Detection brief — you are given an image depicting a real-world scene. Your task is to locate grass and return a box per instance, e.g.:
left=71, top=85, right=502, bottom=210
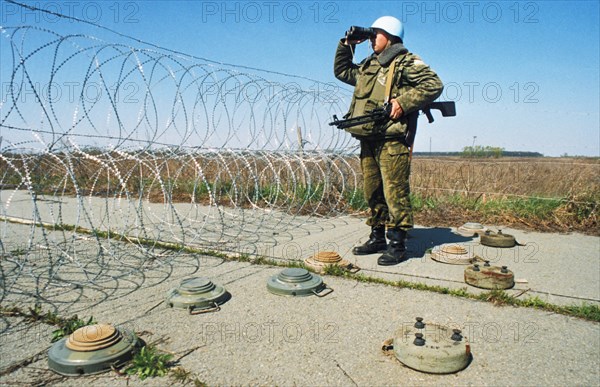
left=2, top=155, right=597, bottom=233
left=561, top=303, right=600, bottom=321
left=0, top=302, right=208, bottom=383
left=410, top=192, right=565, bottom=218
left=9, top=248, right=27, bottom=257
left=51, top=315, right=97, bottom=342
left=125, top=345, right=173, bottom=380
left=344, top=188, right=368, bottom=211
left=0, top=303, right=97, bottom=342
left=214, top=247, right=600, bottom=322
left=409, top=191, right=598, bottom=234
left=316, top=268, right=600, bottom=322
left=170, top=367, right=208, bottom=386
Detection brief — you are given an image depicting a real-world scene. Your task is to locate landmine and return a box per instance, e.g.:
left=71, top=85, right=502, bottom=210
left=464, top=262, right=515, bottom=290
left=267, top=268, right=333, bottom=297
left=480, top=230, right=518, bottom=248
left=383, top=317, right=471, bottom=374
left=456, top=222, right=487, bottom=237
left=166, top=277, right=231, bottom=314
left=430, top=243, right=481, bottom=265
left=303, top=251, right=360, bottom=274
left=48, top=323, right=139, bottom=376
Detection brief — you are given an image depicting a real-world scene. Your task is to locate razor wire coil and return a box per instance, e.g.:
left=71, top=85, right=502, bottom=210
left=1, top=6, right=598, bottom=319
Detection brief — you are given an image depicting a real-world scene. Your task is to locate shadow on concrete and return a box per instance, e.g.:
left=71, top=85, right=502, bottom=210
left=405, top=227, right=476, bottom=259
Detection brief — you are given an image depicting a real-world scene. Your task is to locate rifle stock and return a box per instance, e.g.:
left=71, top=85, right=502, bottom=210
left=405, top=101, right=456, bottom=147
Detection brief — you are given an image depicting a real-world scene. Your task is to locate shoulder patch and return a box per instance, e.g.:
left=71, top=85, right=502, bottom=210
left=407, top=54, right=426, bottom=66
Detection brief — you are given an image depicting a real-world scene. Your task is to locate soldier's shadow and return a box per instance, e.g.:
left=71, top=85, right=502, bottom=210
left=405, top=227, right=476, bottom=260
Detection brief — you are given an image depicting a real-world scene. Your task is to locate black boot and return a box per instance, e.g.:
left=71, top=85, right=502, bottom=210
left=352, top=226, right=387, bottom=255
left=378, top=229, right=407, bottom=266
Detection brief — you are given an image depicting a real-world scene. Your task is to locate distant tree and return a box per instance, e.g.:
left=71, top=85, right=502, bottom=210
left=461, top=145, right=505, bottom=158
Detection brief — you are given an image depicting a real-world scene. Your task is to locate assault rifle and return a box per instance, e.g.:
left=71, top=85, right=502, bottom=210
left=329, top=103, right=393, bottom=130
left=329, top=101, right=456, bottom=147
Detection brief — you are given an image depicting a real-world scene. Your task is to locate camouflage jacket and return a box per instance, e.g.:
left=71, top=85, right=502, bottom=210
left=334, top=40, right=443, bottom=139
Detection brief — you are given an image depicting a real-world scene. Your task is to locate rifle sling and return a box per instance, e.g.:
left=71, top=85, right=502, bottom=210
left=384, top=57, right=413, bottom=151
left=384, top=60, right=397, bottom=104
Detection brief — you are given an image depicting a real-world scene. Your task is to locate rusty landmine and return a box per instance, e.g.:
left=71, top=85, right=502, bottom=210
left=48, top=324, right=139, bottom=376
left=464, top=262, right=515, bottom=290
left=430, top=243, right=480, bottom=265
left=480, top=230, right=518, bottom=248
left=304, top=251, right=360, bottom=274
left=384, top=317, right=472, bottom=374
left=456, top=222, right=487, bottom=237
left=66, top=323, right=122, bottom=352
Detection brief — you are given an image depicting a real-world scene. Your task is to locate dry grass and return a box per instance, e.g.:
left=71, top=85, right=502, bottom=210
left=411, top=157, right=598, bottom=199
left=409, top=157, right=599, bottom=235
left=1, top=153, right=598, bottom=234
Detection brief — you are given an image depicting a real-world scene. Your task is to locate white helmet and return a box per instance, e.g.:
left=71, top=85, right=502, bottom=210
left=371, top=16, right=404, bottom=41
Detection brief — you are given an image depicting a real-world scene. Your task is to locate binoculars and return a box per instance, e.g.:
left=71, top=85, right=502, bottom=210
left=345, top=26, right=376, bottom=41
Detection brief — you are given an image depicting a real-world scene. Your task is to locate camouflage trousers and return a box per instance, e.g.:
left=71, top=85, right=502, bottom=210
left=360, top=138, right=413, bottom=230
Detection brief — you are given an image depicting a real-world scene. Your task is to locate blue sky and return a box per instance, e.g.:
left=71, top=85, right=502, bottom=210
left=1, top=0, right=599, bottom=156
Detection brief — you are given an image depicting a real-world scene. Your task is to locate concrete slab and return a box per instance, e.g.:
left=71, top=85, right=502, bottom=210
left=2, top=190, right=599, bottom=307
left=0, top=256, right=598, bottom=386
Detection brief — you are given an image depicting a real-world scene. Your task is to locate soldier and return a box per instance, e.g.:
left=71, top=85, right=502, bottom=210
left=334, top=16, right=443, bottom=265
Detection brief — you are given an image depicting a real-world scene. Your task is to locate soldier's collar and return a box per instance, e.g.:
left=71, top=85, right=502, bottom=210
left=377, top=43, right=408, bottom=66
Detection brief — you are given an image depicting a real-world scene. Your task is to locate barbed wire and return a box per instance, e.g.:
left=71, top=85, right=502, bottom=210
left=0, top=14, right=364, bottom=314
left=0, top=5, right=597, bottom=316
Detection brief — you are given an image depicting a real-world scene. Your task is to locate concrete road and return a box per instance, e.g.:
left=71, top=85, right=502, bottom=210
left=1, top=190, right=598, bottom=385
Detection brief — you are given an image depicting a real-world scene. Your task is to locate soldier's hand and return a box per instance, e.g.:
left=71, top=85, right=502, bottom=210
left=343, top=37, right=367, bottom=46
left=344, top=27, right=369, bottom=45
left=389, top=100, right=403, bottom=120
